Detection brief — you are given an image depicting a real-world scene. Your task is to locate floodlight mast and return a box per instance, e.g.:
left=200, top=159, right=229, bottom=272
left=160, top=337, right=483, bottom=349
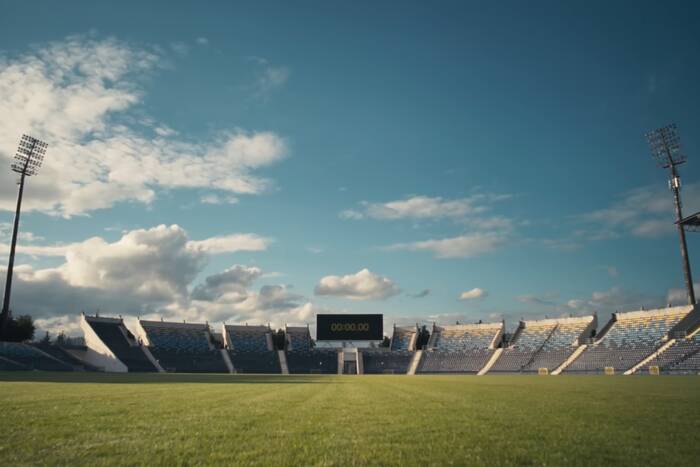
left=646, top=124, right=695, bottom=305
left=0, top=135, right=47, bottom=335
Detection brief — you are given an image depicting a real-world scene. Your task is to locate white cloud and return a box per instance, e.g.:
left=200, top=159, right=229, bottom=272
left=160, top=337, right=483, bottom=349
left=196, top=37, right=209, bottom=45
left=314, top=268, right=400, bottom=300
left=386, top=233, right=506, bottom=259
left=187, top=233, right=272, bottom=254
left=459, top=288, right=488, bottom=300
left=0, top=225, right=311, bottom=335
left=342, top=194, right=511, bottom=222
left=666, top=283, right=698, bottom=306
left=256, top=66, right=290, bottom=97
left=0, top=36, right=288, bottom=217
left=579, top=183, right=700, bottom=239
left=200, top=194, right=239, bottom=205
left=516, top=293, right=559, bottom=306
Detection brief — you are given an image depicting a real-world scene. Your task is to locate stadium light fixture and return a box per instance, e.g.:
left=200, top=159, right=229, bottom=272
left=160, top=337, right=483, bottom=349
left=646, top=124, right=695, bottom=305
left=1, top=134, right=47, bottom=335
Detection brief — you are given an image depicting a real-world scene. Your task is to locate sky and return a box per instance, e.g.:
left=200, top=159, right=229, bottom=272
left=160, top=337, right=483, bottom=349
left=0, top=0, right=699, bottom=337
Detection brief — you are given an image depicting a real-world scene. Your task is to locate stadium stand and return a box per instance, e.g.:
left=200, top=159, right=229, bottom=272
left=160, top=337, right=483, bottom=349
left=417, top=322, right=502, bottom=374
left=84, top=316, right=157, bottom=372
left=642, top=332, right=700, bottom=373
left=418, top=349, right=494, bottom=374
left=286, top=325, right=312, bottom=351
left=286, top=349, right=338, bottom=374
left=140, top=320, right=227, bottom=373
left=489, top=316, right=595, bottom=373
left=565, top=306, right=690, bottom=374
left=285, top=325, right=338, bottom=374
left=428, top=323, right=501, bottom=351
left=361, top=350, right=413, bottom=374
left=225, top=324, right=280, bottom=374
left=32, top=343, right=99, bottom=371
left=0, top=342, right=72, bottom=371
left=390, top=325, right=417, bottom=351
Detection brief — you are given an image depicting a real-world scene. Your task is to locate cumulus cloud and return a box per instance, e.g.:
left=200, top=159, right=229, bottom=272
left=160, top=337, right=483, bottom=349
left=0, top=36, right=288, bottom=217
left=190, top=265, right=262, bottom=302
left=0, top=224, right=271, bottom=318
left=459, top=288, right=488, bottom=300
left=0, top=224, right=332, bottom=335
left=314, top=268, right=400, bottom=300
left=385, top=233, right=506, bottom=259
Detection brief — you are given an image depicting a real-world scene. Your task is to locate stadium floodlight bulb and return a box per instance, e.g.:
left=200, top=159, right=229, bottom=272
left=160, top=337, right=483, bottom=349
left=646, top=123, right=686, bottom=168
left=11, top=134, right=47, bottom=176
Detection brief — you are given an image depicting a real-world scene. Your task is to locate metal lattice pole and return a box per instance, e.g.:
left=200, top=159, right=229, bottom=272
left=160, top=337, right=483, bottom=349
left=646, top=124, right=695, bottom=305
left=1, top=135, right=47, bottom=335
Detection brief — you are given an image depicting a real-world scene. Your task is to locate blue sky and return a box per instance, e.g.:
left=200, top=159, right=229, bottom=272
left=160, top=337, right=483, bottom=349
left=0, top=1, right=699, bottom=335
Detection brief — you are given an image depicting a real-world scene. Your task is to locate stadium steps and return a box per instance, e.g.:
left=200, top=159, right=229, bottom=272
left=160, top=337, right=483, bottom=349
left=221, top=349, right=235, bottom=373
left=625, top=339, right=676, bottom=375
left=407, top=350, right=422, bottom=375
left=477, top=348, right=502, bottom=375
left=277, top=350, right=289, bottom=374
left=142, top=346, right=165, bottom=373
left=551, top=344, right=587, bottom=375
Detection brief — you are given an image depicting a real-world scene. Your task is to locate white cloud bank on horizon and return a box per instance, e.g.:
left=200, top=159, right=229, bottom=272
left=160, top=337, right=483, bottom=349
left=0, top=35, right=288, bottom=217
left=0, top=224, right=321, bottom=336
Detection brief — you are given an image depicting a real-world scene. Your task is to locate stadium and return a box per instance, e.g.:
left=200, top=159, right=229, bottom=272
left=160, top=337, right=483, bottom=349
left=2, top=2, right=700, bottom=466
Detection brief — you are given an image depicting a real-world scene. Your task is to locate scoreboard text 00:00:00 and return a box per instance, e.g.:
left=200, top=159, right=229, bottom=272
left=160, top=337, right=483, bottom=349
left=329, top=323, right=370, bottom=332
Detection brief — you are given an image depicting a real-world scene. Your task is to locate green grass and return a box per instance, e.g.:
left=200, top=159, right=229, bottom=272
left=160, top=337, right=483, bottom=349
left=0, top=373, right=699, bottom=466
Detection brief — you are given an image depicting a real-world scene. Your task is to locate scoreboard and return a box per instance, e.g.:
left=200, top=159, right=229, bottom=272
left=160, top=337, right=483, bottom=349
left=316, top=314, right=383, bottom=341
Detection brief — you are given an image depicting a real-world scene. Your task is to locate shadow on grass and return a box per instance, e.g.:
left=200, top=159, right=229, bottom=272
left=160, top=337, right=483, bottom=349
left=0, top=371, right=349, bottom=384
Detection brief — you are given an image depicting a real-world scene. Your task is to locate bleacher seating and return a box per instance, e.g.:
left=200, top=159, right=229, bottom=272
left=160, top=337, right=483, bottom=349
left=32, top=343, right=98, bottom=371
left=644, top=333, right=700, bottom=373
left=0, top=355, right=28, bottom=370
left=140, top=320, right=226, bottom=373
left=362, top=350, right=413, bottom=374
left=390, top=326, right=416, bottom=351
left=286, top=350, right=338, bottom=374
left=86, top=317, right=157, bottom=372
left=229, top=350, right=281, bottom=374
left=150, top=349, right=227, bottom=373
left=490, top=317, right=594, bottom=373
left=141, top=320, right=212, bottom=352
left=430, top=323, right=502, bottom=351
left=225, top=325, right=270, bottom=352
left=224, top=324, right=279, bottom=373
left=286, top=326, right=312, bottom=351
left=566, top=307, right=689, bottom=373
left=0, top=342, right=72, bottom=371
left=417, top=350, right=493, bottom=374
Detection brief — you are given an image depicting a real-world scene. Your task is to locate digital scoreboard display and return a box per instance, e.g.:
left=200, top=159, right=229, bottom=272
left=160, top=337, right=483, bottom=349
left=316, top=314, right=383, bottom=341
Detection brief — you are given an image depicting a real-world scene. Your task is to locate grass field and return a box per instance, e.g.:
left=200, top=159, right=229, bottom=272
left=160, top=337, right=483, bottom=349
left=1, top=373, right=699, bottom=466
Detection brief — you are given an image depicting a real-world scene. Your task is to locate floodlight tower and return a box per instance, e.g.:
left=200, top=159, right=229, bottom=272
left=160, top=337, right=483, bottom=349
left=0, top=135, right=47, bottom=335
left=646, top=124, right=695, bottom=305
